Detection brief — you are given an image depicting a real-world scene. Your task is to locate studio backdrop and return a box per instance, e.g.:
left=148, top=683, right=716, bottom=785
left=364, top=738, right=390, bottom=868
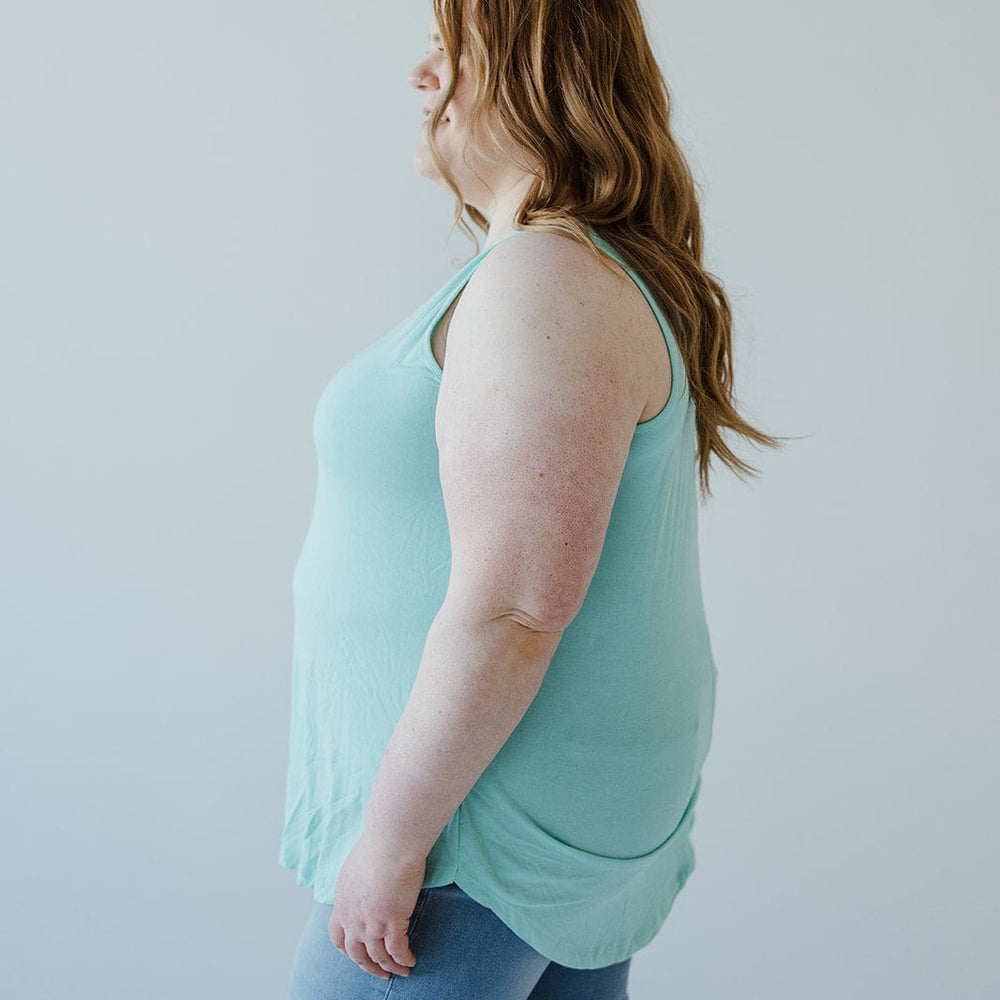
left=1, top=2, right=996, bottom=998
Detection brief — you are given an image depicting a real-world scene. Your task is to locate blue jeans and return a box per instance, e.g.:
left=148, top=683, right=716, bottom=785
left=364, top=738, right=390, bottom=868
left=288, top=882, right=632, bottom=1000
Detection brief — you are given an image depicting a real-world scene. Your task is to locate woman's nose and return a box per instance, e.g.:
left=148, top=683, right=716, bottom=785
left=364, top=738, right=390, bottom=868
left=408, top=57, right=436, bottom=90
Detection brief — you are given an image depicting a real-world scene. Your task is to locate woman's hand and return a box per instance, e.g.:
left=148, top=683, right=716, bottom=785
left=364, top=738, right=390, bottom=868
left=328, top=832, right=424, bottom=980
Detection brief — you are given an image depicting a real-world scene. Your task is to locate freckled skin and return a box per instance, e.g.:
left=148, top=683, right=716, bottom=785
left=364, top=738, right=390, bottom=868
left=434, top=230, right=671, bottom=628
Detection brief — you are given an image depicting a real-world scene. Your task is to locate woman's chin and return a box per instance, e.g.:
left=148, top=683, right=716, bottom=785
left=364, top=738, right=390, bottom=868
left=412, top=149, right=441, bottom=182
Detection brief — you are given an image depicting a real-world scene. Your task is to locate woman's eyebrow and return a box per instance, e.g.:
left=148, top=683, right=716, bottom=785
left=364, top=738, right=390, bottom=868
left=428, top=31, right=442, bottom=42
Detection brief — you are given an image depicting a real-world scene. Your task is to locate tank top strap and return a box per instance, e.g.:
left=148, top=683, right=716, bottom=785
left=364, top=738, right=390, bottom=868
left=416, top=229, right=533, bottom=380
left=429, top=229, right=534, bottom=319
left=586, top=225, right=690, bottom=430
left=467, top=228, right=532, bottom=265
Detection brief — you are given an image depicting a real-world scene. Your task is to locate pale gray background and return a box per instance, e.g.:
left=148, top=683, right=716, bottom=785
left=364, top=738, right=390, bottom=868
left=2, top=1, right=996, bottom=997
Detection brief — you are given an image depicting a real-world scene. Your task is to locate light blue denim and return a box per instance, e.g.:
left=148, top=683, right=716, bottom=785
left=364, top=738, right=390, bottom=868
left=288, top=882, right=632, bottom=1000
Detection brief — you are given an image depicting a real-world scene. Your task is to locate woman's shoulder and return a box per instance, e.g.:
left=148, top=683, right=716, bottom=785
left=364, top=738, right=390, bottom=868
left=455, top=226, right=673, bottom=423
left=463, top=228, right=639, bottom=330
left=462, top=227, right=664, bottom=357
left=479, top=227, right=633, bottom=293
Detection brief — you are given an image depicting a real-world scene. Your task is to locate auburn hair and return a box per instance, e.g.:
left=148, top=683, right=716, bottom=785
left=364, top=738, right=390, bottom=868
left=426, top=0, right=787, bottom=499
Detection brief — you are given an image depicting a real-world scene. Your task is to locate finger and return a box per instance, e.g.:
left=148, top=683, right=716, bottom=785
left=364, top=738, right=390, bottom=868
left=345, top=937, right=390, bottom=980
left=384, top=927, right=418, bottom=969
left=328, top=919, right=346, bottom=952
left=366, top=935, right=414, bottom=977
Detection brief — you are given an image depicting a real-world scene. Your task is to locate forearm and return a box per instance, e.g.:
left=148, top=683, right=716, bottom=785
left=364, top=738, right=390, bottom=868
left=361, top=600, right=564, bottom=861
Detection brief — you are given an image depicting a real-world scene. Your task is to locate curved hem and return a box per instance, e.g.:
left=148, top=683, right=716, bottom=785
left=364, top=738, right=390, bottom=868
left=280, top=850, right=694, bottom=969
left=446, top=866, right=694, bottom=970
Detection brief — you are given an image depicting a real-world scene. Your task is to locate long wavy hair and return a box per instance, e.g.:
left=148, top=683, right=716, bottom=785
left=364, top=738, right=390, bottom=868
left=426, top=0, right=787, bottom=499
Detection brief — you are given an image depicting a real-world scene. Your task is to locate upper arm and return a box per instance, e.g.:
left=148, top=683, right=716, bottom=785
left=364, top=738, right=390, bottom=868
left=435, top=236, right=646, bottom=633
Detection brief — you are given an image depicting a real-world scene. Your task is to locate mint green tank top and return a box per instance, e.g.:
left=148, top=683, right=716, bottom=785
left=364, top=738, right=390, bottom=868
left=278, top=226, right=717, bottom=969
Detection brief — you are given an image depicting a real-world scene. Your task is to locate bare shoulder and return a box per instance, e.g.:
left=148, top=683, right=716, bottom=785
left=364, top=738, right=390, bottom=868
left=448, top=229, right=671, bottom=424
left=433, top=231, right=663, bottom=631
left=451, top=229, right=641, bottom=362
left=468, top=229, right=634, bottom=312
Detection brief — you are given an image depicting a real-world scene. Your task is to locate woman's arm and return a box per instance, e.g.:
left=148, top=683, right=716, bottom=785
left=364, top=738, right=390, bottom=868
left=362, top=606, right=563, bottom=862
left=327, top=610, right=562, bottom=982
left=329, top=233, right=648, bottom=978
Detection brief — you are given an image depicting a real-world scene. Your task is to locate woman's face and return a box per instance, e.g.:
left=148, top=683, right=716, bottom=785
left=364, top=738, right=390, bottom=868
left=408, top=15, right=511, bottom=209
left=409, top=17, right=470, bottom=189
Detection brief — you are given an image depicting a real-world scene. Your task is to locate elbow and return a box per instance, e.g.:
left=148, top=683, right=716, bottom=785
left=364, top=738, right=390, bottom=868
left=439, top=589, right=584, bottom=636
left=439, top=558, right=596, bottom=635
left=497, top=587, right=588, bottom=632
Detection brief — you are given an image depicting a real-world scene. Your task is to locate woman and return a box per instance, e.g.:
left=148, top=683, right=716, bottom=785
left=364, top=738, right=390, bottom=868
left=281, top=1, right=782, bottom=997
